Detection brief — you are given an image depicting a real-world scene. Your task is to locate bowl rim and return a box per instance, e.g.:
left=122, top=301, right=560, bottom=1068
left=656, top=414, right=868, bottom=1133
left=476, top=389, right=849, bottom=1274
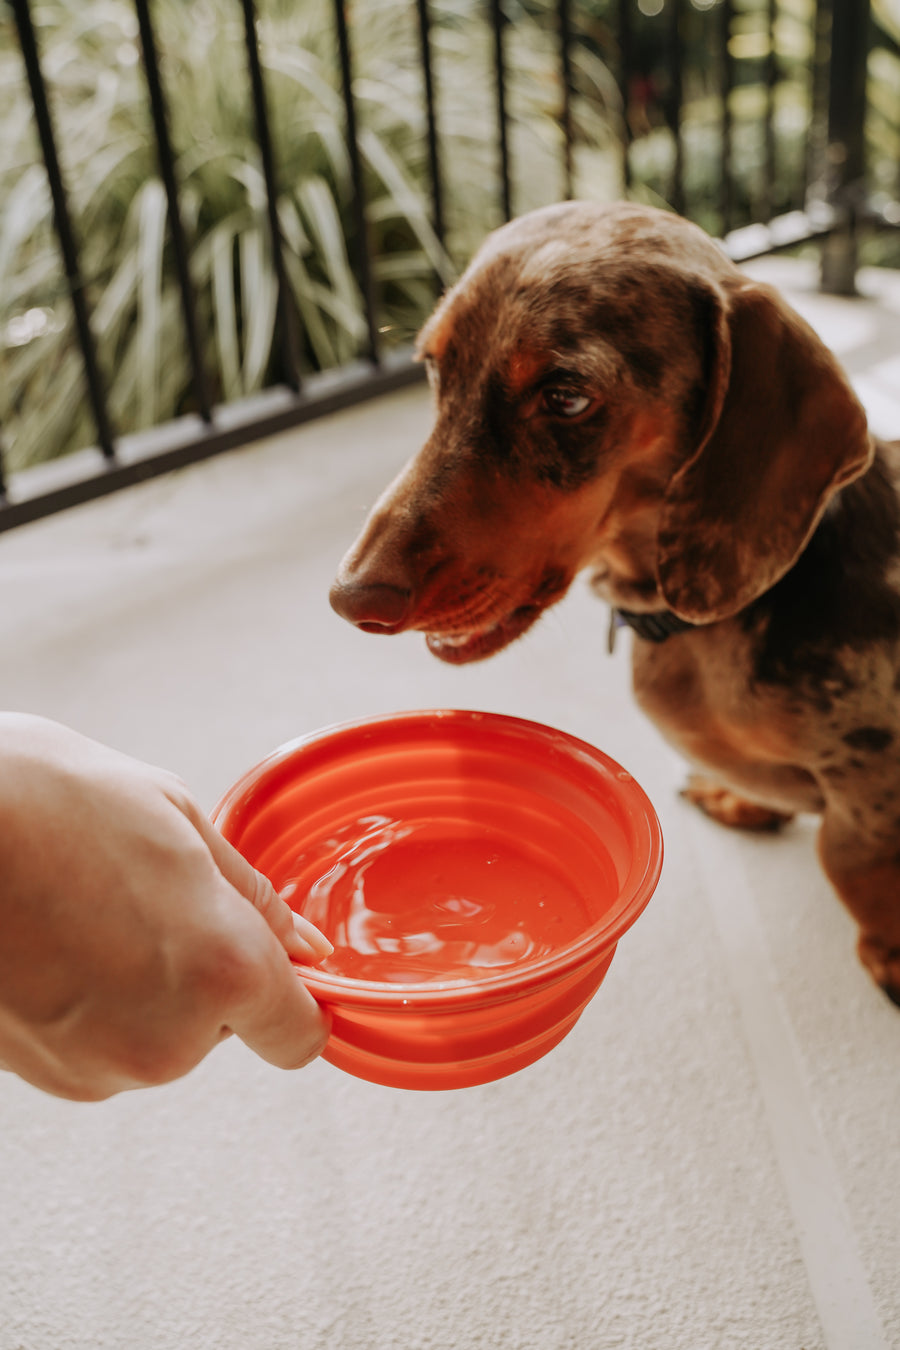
left=211, top=708, right=664, bottom=1008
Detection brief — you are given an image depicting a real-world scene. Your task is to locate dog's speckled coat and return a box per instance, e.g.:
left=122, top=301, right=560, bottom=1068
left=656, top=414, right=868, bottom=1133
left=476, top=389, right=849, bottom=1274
left=332, top=202, right=900, bottom=1000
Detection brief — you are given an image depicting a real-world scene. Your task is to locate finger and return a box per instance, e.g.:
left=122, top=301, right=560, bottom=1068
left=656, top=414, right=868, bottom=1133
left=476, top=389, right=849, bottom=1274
left=193, top=810, right=333, bottom=963
left=224, top=932, right=332, bottom=1071
left=278, top=882, right=337, bottom=964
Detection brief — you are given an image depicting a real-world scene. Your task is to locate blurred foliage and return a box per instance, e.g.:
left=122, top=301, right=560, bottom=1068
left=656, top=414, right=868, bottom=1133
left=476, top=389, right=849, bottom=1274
left=1, top=0, right=898, bottom=470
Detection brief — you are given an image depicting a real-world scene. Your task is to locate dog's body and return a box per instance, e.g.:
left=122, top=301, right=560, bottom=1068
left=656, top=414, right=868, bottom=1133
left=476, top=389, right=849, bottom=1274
left=330, top=200, right=900, bottom=1001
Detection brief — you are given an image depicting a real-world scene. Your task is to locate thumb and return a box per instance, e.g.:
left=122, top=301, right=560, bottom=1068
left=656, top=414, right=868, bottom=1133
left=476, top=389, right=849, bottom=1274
left=196, top=810, right=333, bottom=965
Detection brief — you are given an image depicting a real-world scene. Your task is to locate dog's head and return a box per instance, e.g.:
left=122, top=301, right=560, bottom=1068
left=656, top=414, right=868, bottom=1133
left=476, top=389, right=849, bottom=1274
left=330, top=201, right=872, bottom=662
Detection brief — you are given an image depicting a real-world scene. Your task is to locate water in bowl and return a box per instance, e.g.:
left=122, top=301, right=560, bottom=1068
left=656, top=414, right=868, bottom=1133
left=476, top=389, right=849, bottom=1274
left=282, top=811, right=614, bottom=984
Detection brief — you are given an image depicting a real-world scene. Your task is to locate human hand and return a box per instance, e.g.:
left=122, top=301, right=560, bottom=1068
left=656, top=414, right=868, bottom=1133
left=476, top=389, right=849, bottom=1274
left=0, top=714, right=332, bottom=1100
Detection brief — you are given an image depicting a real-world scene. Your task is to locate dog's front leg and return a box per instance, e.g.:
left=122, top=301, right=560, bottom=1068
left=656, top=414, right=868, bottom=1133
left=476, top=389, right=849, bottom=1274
left=680, top=773, right=796, bottom=831
left=818, top=806, right=900, bottom=1004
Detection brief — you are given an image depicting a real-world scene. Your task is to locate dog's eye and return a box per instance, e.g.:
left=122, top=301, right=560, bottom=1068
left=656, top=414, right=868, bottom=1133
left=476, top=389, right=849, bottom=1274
left=542, top=387, right=591, bottom=419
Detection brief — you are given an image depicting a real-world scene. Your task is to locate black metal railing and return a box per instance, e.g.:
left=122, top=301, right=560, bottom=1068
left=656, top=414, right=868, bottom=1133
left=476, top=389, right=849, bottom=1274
left=1, top=0, right=897, bottom=530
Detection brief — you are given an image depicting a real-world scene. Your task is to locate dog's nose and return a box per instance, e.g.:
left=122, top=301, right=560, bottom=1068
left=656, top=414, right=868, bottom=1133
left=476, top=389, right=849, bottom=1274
left=329, top=579, right=412, bottom=632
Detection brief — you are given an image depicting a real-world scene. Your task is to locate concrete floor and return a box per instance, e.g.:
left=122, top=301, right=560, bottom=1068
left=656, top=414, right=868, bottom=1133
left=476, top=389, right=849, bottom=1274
left=1, top=256, right=899, bottom=1350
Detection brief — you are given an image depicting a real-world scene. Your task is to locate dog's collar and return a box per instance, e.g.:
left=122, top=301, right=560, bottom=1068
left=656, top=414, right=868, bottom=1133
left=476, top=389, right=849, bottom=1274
left=606, top=492, right=849, bottom=654
left=608, top=607, right=697, bottom=652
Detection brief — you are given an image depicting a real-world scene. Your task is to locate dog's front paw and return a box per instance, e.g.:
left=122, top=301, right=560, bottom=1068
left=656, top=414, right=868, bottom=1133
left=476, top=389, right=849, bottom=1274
left=857, top=934, right=900, bottom=1007
left=681, top=774, right=795, bottom=832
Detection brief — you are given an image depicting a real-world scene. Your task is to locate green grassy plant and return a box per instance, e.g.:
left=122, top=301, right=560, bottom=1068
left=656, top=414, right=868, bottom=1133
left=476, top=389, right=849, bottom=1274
left=0, top=0, right=620, bottom=469
left=1, top=0, right=898, bottom=471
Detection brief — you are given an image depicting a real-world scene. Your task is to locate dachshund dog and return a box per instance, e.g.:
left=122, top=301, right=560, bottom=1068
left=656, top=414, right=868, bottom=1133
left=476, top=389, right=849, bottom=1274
left=330, top=200, right=900, bottom=1003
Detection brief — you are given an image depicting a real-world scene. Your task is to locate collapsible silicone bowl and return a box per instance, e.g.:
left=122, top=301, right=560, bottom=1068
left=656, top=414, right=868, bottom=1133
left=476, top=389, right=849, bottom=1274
left=212, top=710, right=663, bottom=1091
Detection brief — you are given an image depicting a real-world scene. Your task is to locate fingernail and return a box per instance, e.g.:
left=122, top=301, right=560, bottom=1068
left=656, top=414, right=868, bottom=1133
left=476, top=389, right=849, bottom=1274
left=292, top=912, right=334, bottom=960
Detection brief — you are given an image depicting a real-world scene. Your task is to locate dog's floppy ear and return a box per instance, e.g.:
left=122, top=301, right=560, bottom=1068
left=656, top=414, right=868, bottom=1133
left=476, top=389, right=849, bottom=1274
left=657, top=279, right=873, bottom=623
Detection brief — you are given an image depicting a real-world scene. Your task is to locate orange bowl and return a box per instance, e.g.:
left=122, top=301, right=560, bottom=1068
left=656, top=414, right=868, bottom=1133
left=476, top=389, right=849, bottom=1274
left=212, top=710, right=663, bottom=1090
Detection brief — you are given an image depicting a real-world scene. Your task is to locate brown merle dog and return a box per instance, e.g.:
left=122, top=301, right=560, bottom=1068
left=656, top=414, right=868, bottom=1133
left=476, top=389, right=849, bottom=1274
left=330, top=200, right=900, bottom=1003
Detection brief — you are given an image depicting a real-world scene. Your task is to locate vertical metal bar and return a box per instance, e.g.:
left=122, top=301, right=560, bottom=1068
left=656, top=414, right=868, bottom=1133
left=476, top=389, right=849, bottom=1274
left=488, top=0, right=513, bottom=222
left=762, top=0, right=777, bottom=221
left=239, top=0, right=303, bottom=389
left=558, top=0, right=575, bottom=201
left=617, top=0, right=633, bottom=191
left=134, top=0, right=213, bottom=422
left=666, top=0, right=685, bottom=215
left=415, top=0, right=445, bottom=246
left=819, top=0, right=871, bottom=293
left=333, top=0, right=380, bottom=364
left=719, top=0, right=734, bottom=232
left=9, top=0, right=116, bottom=460
left=0, top=433, right=8, bottom=503
left=806, top=0, right=831, bottom=201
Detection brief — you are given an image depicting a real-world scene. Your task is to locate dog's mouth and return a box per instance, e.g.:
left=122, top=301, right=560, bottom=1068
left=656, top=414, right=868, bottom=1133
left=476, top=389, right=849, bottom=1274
left=424, top=602, right=545, bottom=664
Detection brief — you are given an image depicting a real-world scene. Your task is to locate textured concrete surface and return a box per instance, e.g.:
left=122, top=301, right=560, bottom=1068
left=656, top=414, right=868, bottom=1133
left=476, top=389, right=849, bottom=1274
left=1, top=256, right=899, bottom=1350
